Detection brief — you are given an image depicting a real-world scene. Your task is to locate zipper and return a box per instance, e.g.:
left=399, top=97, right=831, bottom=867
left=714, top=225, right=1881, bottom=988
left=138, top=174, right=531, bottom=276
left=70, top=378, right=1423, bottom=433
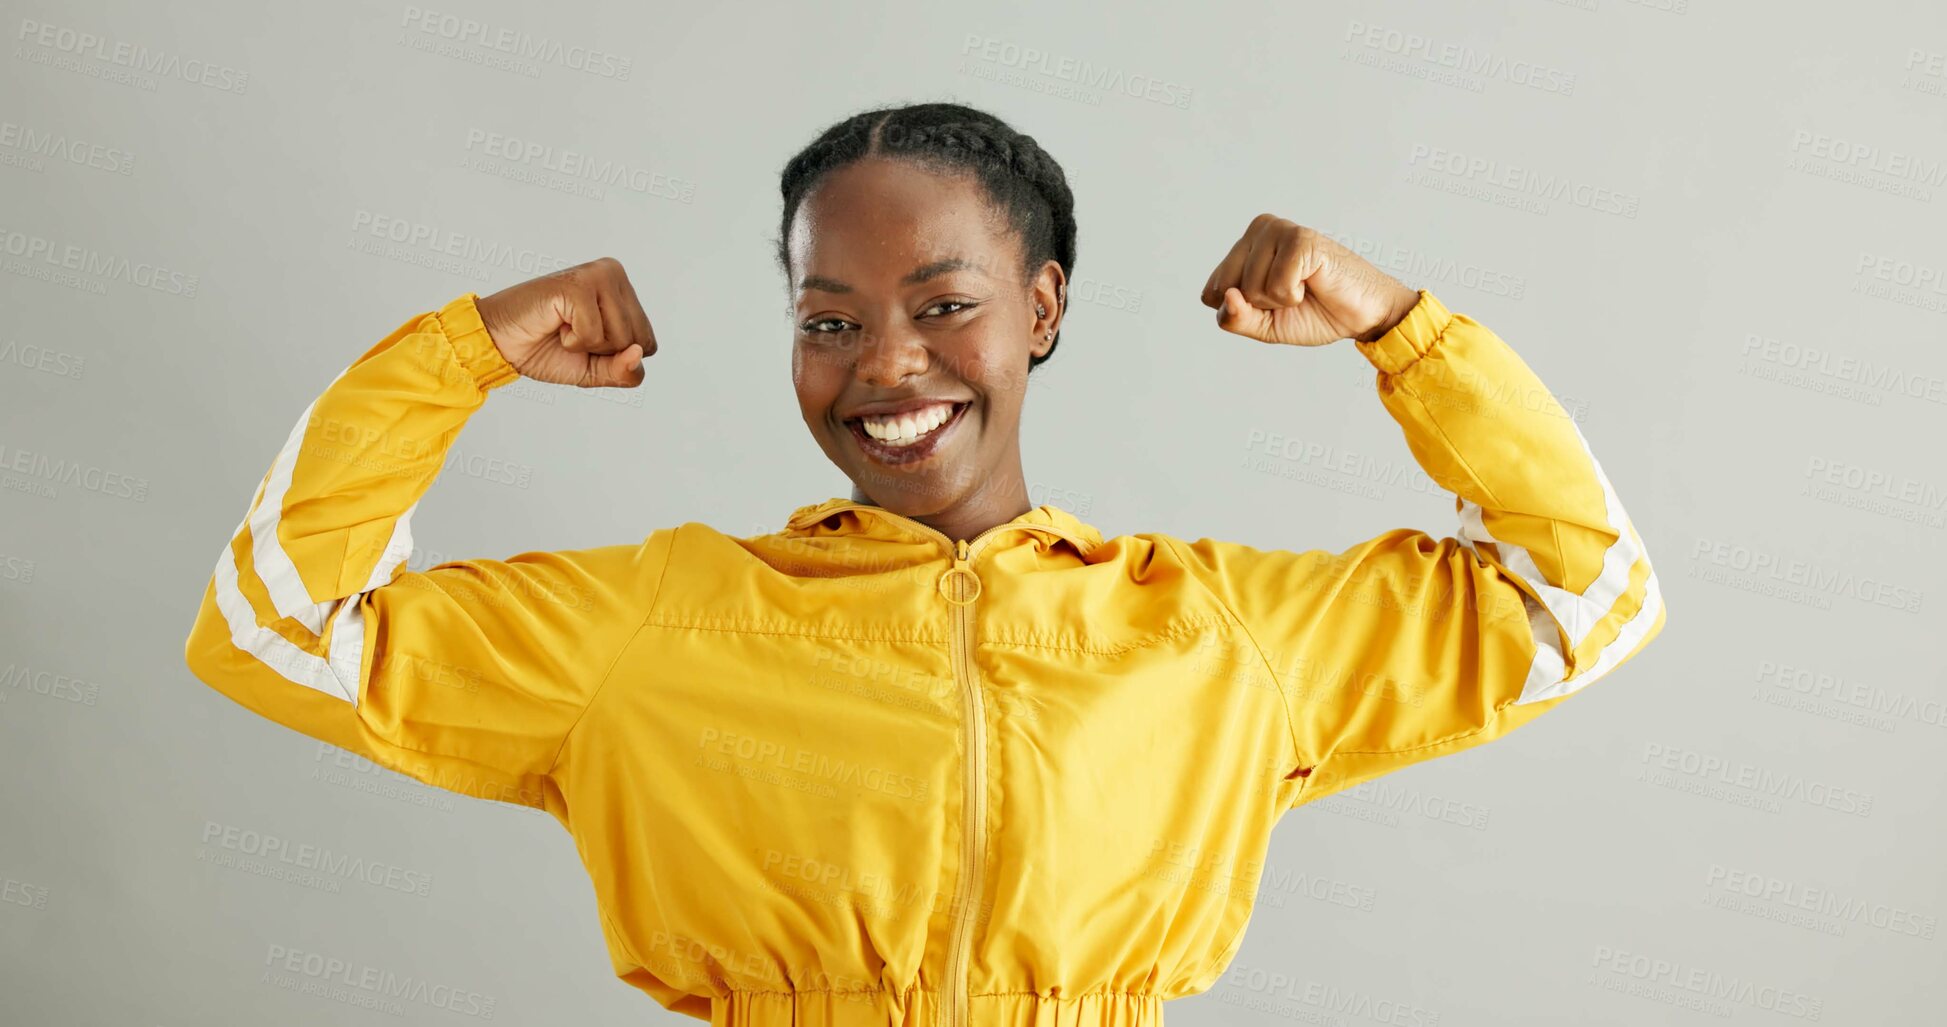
left=799, top=500, right=1091, bottom=1027
left=942, top=535, right=982, bottom=1027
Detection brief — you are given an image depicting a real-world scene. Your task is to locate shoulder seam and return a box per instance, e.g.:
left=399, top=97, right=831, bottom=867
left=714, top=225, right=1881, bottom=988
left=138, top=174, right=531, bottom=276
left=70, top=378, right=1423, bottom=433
left=1158, top=535, right=1310, bottom=770
left=596, top=896, right=654, bottom=974
left=546, top=525, right=680, bottom=776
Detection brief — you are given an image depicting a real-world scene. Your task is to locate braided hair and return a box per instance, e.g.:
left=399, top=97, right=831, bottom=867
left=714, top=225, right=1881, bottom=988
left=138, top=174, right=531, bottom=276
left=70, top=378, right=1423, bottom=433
left=775, top=102, right=1078, bottom=371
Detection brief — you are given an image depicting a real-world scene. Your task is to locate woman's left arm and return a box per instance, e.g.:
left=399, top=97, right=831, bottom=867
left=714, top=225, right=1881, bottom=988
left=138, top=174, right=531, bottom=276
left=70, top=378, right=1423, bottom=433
left=1178, top=216, right=1668, bottom=810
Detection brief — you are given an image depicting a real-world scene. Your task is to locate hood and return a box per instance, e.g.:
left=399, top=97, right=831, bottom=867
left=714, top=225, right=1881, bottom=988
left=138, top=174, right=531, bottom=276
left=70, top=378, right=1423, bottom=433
left=781, top=496, right=1103, bottom=559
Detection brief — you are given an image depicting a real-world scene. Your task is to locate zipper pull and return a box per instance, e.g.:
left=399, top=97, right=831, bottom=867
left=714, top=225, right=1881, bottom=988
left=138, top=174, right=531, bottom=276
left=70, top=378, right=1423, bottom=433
left=940, top=539, right=980, bottom=605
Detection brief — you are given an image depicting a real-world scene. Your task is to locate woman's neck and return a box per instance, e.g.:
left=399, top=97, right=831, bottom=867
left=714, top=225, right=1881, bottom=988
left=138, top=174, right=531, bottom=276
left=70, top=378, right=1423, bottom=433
left=848, top=472, right=1035, bottom=545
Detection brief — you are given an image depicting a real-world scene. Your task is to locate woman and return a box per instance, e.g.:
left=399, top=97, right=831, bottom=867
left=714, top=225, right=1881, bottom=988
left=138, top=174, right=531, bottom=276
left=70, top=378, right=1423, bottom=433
left=184, top=102, right=1665, bottom=1026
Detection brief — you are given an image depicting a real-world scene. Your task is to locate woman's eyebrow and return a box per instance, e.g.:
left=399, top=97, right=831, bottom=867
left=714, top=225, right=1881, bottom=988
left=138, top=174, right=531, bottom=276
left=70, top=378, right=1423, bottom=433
left=799, top=257, right=980, bottom=295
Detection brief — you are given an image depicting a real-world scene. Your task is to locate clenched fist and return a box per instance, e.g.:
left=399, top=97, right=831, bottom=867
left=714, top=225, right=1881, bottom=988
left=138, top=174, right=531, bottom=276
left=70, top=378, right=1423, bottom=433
left=475, top=257, right=659, bottom=388
left=1200, top=216, right=1422, bottom=347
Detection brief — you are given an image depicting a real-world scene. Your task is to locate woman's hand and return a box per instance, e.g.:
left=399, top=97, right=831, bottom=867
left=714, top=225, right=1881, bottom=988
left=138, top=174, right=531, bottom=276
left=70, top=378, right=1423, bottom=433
left=475, top=257, right=659, bottom=387
left=1200, top=216, right=1421, bottom=346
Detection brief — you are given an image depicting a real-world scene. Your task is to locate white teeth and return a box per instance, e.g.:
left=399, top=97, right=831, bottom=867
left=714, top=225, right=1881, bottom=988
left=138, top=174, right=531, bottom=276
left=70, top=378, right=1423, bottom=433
left=859, top=402, right=956, bottom=445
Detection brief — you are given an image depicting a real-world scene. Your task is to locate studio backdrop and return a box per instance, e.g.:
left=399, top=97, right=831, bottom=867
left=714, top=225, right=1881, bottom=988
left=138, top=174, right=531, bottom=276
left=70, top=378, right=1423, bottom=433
left=2, top=1, right=1943, bottom=1024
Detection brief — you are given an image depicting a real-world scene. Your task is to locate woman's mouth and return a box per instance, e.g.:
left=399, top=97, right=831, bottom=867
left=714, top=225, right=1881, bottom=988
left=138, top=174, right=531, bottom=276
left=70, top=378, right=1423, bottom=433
left=844, top=401, right=970, bottom=467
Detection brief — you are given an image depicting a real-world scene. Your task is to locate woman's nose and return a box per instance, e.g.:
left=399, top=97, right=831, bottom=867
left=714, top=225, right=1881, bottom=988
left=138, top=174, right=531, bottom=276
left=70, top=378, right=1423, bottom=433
left=853, top=324, right=932, bottom=386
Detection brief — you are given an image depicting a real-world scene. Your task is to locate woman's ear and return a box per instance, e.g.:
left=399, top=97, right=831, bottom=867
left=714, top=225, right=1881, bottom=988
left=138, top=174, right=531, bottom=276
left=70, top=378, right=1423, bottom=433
left=1031, top=260, right=1066, bottom=356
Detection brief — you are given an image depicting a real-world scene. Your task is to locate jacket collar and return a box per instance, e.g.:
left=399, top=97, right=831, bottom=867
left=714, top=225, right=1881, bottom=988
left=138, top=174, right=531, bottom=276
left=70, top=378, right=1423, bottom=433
left=782, top=496, right=1102, bottom=558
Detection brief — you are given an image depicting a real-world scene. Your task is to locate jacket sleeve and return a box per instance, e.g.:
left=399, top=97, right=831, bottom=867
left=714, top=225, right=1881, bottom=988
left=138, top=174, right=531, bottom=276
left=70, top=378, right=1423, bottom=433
left=181, top=293, right=673, bottom=811
left=1171, top=289, right=1667, bottom=810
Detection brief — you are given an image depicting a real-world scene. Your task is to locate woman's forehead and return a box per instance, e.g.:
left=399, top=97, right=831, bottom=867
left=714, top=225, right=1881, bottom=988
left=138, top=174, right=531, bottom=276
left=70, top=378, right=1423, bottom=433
left=790, top=161, right=1013, bottom=272
left=791, top=228, right=1019, bottom=298
left=797, top=254, right=1012, bottom=299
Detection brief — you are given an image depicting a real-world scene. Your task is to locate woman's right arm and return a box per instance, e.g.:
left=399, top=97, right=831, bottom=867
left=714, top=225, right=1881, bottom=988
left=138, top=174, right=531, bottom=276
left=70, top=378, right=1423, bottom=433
left=181, top=260, right=668, bottom=812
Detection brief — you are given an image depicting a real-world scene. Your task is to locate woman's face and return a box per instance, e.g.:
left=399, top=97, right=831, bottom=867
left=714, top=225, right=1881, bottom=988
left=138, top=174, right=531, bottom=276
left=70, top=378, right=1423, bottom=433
left=787, top=157, right=1062, bottom=519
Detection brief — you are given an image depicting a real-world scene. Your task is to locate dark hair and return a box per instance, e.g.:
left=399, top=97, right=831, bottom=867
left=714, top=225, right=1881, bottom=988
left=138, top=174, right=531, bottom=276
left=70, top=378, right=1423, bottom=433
left=774, top=102, right=1078, bottom=371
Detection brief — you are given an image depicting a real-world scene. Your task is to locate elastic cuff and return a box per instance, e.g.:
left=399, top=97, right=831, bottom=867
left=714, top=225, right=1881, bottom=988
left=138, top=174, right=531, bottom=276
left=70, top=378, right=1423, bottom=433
left=434, top=293, right=520, bottom=391
left=1354, top=289, right=1454, bottom=377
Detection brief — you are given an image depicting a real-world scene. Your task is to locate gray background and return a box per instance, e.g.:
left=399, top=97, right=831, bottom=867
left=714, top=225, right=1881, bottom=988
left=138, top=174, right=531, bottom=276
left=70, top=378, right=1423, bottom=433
left=3, top=0, right=1943, bottom=1023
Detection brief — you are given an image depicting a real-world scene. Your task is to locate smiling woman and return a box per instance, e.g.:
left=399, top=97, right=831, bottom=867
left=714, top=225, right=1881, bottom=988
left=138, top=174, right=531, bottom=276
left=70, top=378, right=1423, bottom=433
left=776, top=105, right=1079, bottom=543
left=183, top=99, right=1665, bottom=1027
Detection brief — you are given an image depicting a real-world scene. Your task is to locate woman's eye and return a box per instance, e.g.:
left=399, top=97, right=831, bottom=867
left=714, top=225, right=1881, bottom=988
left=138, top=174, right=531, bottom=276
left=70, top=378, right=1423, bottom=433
left=798, top=303, right=975, bottom=335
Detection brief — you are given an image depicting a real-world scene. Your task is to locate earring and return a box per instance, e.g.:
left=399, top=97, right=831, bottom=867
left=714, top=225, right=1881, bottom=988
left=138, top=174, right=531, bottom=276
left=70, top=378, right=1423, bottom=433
left=1043, top=330, right=1054, bottom=341
left=1036, top=304, right=1046, bottom=316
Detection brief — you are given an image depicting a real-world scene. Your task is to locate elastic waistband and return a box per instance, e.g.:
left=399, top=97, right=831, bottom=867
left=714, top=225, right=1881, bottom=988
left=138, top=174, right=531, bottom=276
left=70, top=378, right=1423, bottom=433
left=709, top=988, right=1163, bottom=1027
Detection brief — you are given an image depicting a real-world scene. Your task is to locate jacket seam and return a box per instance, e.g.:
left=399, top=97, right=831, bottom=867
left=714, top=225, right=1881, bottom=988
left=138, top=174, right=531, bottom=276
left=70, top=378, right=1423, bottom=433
left=731, top=987, right=909, bottom=996
left=1330, top=714, right=1502, bottom=757
left=1381, top=319, right=1507, bottom=513
left=597, top=898, right=654, bottom=976
left=642, top=617, right=948, bottom=645
left=546, top=525, right=679, bottom=776
left=1358, top=288, right=1447, bottom=376
left=1382, top=309, right=1585, bottom=686
left=716, top=987, right=1160, bottom=998
left=981, top=615, right=1229, bottom=655
left=972, top=989, right=1162, bottom=998
left=342, top=575, right=550, bottom=807
left=1158, top=536, right=1308, bottom=770
left=432, top=293, right=521, bottom=391
left=626, top=618, right=1224, bottom=653
left=1344, top=305, right=1530, bottom=760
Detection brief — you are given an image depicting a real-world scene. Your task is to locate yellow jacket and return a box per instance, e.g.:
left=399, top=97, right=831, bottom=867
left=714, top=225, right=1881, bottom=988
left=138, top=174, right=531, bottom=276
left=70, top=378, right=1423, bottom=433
left=183, top=288, right=1666, bottom=1027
